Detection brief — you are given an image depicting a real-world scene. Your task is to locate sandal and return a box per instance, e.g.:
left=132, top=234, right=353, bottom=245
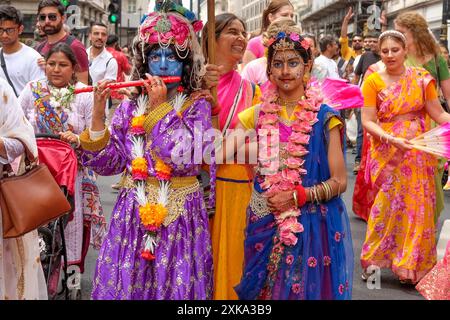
left=399, top=279, right=416, bottom=286
left=361, top=269, right=372, bottom=281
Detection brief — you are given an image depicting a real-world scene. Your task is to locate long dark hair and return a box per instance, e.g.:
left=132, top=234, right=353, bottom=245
left=201, top=13, right=247, bottom=62
left=130, top=39, right=195, bottom=95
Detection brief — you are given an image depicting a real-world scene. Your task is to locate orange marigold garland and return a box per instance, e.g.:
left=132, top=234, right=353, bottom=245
left=130, top=95, right=173, bottom=262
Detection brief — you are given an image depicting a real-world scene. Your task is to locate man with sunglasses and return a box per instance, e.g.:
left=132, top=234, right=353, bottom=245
left=0, top=5, right=45, bottom=96
left=35, top=0, right=89, bottom=85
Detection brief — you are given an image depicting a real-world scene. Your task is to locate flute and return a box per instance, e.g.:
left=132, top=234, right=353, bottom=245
left=74, top=76, right=182, bottom=94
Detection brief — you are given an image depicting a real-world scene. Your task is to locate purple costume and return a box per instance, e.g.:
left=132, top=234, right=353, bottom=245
left=80, top=97, right=215, bottom=300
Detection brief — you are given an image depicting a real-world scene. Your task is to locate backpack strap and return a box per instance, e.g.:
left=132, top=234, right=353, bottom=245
left=64, top=35, right=76, bottom=46
left=106, top=57, right=113, bottom=69
left=0, top=49, right=18, bottom=97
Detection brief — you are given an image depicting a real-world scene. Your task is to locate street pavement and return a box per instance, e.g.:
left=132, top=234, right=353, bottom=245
left=80, top=147, right=450, bottom=300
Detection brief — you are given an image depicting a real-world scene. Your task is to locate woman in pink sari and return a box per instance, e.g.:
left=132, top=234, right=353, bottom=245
left=202, top=13, right=260, bottom=299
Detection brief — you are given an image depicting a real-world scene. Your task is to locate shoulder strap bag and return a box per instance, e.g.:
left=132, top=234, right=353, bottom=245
left=0, top=49, right=19, bottom=97
left=0, top=151, right=71, bottom=238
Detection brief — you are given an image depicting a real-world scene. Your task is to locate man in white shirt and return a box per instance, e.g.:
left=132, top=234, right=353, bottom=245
left=0, top=5, right=45, bottom=96
left=312, top=35, right=341, bottom=82
left=87, top=23, right=118, bottom=85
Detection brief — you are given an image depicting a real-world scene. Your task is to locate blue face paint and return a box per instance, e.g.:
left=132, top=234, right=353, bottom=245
left=147, top=47, right=183, bottom=89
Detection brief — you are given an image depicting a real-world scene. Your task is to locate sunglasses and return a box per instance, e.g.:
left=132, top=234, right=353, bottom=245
left=38, top=13, right=58, bottom=22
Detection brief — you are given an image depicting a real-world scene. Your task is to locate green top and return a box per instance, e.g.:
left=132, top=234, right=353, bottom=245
left=406, top=54, right=450, bottom=83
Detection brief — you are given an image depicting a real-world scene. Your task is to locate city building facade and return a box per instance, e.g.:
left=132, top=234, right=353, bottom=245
left=298, top=0, right=444, bottom=42
left=196, top=0, right=308, bottom=35
left=118, top=0, right=151, bottom=46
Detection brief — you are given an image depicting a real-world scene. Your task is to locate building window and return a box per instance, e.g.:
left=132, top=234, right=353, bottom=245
left=128, top=0, right=137, bottom=14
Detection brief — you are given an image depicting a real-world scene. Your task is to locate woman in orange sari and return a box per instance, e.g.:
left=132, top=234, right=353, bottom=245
left=361, top=31, right=450, bottom=284
left=201, top=13, right=260, bottom=299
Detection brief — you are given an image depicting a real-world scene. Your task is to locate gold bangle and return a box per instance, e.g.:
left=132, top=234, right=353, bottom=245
left=313, top=185, right=320, bottom=204
left=321, top=182, right=329, bottom=202
left=320, top=182, right=327, bottom=202
left=293, top=190, right=298, bottom=208
left=330, top=178, right=341, bottom=197
left=327, top=182, right=333, bottom=200
left=319, top=184, right=325, bottom=202
left=325, top=182, right=332, bottom=201
left=310, top=186, right=316, bottom=204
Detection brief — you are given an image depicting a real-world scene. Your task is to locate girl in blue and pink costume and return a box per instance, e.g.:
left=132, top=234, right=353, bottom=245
left=78, top=1, right=215, bottom=300
left=234, top=25, right=354, bottom=300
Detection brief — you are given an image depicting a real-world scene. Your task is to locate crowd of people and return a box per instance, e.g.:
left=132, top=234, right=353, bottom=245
left=0, top=0, right=450, bottom=300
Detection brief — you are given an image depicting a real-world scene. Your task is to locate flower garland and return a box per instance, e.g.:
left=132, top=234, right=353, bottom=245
left=49, top=84, right=75, bottom=113
left=258, top=85, right=320, bottom=247
left=130, top=94, right=187, bottom=261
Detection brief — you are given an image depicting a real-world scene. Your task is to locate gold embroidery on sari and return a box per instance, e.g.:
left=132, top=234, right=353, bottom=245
left=15, top=238, right=25, bottom=300
left=119, top=174, right=200, bottom=226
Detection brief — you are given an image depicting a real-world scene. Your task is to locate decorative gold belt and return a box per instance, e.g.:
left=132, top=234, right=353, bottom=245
left=119, top=174, right=198, bottom=189
left=119, top=174, right=200, bottom=227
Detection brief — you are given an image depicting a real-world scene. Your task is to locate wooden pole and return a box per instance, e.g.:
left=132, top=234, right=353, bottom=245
left=207, top=0, right=218, bottom=106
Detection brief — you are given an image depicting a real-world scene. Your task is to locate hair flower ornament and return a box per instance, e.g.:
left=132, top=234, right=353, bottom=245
left=289, top=33, right=300, bottom=42
left=277, top=31, right=286, bottom=39
left=300, top=39, right=310, bottom=50
left=138, top=0, right=204, bottom=59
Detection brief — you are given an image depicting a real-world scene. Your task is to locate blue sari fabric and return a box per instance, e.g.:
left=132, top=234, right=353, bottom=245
left=235, top=105, right=354, bottom=300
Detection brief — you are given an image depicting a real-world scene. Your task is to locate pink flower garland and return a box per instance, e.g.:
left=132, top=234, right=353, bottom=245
left=257, top=86, right=320, bottom=247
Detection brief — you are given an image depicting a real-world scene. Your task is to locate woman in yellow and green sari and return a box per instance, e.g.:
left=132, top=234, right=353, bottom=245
left=394, top=12, right=450, bottom=215
left=361, top=31, right=450, bottom=284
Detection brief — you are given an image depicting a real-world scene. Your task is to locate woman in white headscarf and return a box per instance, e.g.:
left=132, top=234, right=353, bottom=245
left=0, top=78, right=47, bottom=300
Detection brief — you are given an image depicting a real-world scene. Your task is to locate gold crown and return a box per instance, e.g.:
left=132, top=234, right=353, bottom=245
left=273, top=38, right=295, bottom=52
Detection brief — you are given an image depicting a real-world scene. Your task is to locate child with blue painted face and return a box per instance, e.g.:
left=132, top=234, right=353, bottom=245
left=79, top=1, right=216, bottom=300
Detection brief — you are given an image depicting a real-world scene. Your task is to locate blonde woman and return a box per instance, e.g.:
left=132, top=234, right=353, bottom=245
left=395, top=12, right=450, bottom=202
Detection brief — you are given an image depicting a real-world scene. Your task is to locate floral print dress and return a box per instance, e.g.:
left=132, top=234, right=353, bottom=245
left=360, top=67, right=439, bottom=283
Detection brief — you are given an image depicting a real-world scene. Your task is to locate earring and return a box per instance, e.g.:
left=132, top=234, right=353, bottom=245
left=303, top=72, right=311, bottom=84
